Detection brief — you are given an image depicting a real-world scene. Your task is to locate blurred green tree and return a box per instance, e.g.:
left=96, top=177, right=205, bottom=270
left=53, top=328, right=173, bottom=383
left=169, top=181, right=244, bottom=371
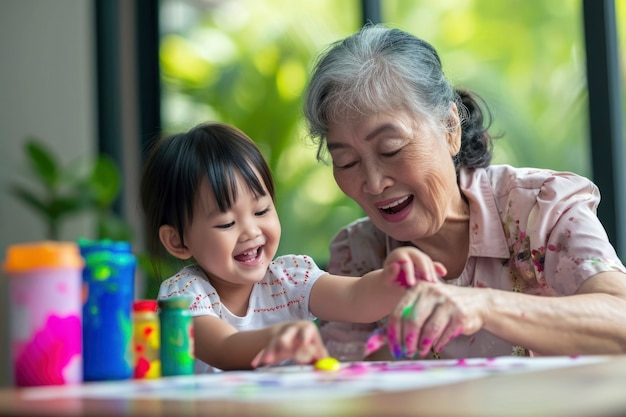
left=158, top=0, right=625, bottom=268
left=385, top=0, right=591, bottom=175
left=159, top=0, right=364, bottom=266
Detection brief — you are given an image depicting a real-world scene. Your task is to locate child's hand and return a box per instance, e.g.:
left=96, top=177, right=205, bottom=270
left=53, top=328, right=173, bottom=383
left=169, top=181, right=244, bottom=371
left=383, top=246, right=448, bottom=287
left=250, top=320, right=328, bottom=368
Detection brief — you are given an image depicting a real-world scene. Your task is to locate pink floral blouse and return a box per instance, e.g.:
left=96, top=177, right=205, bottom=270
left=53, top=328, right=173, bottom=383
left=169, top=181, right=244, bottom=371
left=320, top=164, right=626, bottom=360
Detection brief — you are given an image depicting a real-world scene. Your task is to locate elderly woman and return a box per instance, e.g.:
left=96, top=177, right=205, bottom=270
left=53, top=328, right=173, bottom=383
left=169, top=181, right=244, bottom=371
left=302, top=24, right=626, bottom=360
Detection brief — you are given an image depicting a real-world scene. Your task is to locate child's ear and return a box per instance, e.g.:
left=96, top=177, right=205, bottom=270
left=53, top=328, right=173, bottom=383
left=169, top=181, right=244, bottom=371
left=159, top=225, right=192, bottom=260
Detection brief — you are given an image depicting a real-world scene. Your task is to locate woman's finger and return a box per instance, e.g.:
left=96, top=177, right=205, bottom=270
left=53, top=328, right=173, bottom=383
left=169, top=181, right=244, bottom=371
left=387, top=286, right=432, bottom=358
left=416, top=297, right=448, bottom=356
left=432, top=320, right=464, bottom=354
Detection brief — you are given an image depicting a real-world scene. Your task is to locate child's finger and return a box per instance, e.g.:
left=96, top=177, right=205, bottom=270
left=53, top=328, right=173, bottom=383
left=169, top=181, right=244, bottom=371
left=434, top=262, right=447, bottom=280
left=393, top=260, right=409, bottom=287
left=251, top=348, right=268, bottom=368
left=293, top=343, right=325, bottom=364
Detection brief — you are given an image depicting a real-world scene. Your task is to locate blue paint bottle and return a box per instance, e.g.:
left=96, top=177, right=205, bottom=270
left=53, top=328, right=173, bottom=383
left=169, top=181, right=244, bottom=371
left=80, top=239, right=136, bottom=381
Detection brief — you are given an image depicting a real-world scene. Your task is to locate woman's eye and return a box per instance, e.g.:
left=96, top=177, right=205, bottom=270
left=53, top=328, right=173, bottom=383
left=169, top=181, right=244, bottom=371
left=215, top=221, right=234, bottom=229
left=381, top=148, right=401, bottom=157
left=333, top=160, right=357, bottom=169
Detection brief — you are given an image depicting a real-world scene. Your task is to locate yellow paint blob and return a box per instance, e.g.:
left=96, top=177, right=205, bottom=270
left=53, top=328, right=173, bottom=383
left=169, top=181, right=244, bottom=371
left=314, top=357, right=340, bottom=372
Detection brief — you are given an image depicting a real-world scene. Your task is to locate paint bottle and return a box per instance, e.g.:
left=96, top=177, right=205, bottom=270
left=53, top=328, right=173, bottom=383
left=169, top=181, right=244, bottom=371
left=80, top=239, right=136, bottom=381
left=132, top=299, right=161, bottom=379
left=158, top=296, right=194, bottom=376
left=3, top=241, right=84, bottom=386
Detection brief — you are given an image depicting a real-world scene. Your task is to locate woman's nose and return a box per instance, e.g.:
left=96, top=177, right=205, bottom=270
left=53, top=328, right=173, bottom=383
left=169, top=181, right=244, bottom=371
left=361, top=163, right=391, bottom=195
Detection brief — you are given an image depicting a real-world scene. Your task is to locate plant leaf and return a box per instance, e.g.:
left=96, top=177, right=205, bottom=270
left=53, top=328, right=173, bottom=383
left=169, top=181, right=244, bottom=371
left=25, top=139, right=58, bottom=187
left=8, top=185, right=50, bottom=218
left=48, top=196, right=91, bottom=219
left=90, top=155, right=121, bottom=206
left=97, top=212, right=133, bottom=241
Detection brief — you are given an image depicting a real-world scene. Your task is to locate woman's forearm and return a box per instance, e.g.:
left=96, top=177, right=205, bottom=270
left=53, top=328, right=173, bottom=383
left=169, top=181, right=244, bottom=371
left=484, top=282, right=626, bottom=355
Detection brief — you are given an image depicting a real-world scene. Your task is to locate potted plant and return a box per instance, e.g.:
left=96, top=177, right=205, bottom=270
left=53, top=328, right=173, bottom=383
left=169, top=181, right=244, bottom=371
left=9, top=138, right=132, bottom=241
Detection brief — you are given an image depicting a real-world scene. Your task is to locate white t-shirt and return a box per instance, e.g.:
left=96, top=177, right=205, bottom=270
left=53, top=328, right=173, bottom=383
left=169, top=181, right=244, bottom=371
left=157, top=254, right=326, bottom=373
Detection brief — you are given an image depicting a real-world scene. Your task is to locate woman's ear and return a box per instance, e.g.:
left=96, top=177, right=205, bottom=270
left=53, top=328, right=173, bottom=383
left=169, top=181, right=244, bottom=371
left=159, top=225, right=192, bottom=260
left=446, top=103, right=462, bottom=156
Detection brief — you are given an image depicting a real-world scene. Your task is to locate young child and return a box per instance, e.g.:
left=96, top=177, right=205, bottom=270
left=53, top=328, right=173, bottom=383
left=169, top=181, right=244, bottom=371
left=140, top=122, right=440, bottom=373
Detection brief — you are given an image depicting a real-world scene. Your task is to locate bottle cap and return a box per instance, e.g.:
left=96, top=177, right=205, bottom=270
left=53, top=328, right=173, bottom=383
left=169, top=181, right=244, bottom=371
left=3, top=241, right=84, bottom=273
left=78, top=238, right=132, bottom=255
left=158, top=296, right=192, bottom=310
left=133, top=299, right=158, bottom=312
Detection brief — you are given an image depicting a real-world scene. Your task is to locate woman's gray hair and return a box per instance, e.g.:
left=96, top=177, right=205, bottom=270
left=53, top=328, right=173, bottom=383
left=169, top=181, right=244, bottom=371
left=303, top=24, right=494, bottom=170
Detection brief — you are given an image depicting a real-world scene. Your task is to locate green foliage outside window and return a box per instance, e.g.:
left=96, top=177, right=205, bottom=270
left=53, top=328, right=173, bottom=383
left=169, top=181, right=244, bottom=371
left=159, top=0, right=626, bottom=267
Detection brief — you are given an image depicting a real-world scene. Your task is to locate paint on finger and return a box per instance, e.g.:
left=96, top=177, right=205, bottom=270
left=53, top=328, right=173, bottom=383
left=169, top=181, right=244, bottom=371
left=395, top=261, right=409, bottom=287
left=387, top=326, right=404, bottom=359
left=402, top=296, right=419, bottom=320
left=403, top=331, right=418, bottom=358
left=364, top=328, right=387, bottom=356
left=420, top=337, right=434, bottom=357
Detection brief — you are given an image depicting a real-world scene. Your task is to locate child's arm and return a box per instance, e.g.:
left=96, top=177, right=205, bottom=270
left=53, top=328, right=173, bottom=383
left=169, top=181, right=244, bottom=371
left=309, top=246, right=447, bottom=323
left=193, top=315, right=327, bottom=370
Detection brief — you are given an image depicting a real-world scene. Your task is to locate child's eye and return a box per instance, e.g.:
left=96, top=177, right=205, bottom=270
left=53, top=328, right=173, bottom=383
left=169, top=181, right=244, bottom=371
left=215, top=221, right=235, bottom=229
left=256, top=207, right=271, bottom=216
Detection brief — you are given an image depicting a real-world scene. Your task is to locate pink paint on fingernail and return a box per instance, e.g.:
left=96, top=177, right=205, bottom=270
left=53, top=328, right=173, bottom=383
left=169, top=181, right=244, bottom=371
left=364, top=334, right=386, bottom=356
left=421, top=338, right=432, bottom=345
left=364, top=328, right=387, bottom=356
left=395, top=265, right=409, bottom=287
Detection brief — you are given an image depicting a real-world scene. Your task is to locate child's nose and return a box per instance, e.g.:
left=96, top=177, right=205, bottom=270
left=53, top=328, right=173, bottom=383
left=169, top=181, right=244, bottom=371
left=239, top=220, right=262, bottom=241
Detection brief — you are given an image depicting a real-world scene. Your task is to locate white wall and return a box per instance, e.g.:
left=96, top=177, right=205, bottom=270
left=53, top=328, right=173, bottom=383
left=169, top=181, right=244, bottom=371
left=0, top=0, right=96, bottom=387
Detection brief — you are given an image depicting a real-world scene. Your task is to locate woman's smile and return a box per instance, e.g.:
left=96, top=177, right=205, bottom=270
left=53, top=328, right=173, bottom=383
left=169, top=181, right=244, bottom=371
left=376, top=195, right=414, bottom=222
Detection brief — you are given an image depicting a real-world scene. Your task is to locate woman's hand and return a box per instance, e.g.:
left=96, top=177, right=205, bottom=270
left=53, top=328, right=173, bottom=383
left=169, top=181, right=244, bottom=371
left=250, top=320, right=328, bottom=368
left=386, top=280, right=490, bottom=358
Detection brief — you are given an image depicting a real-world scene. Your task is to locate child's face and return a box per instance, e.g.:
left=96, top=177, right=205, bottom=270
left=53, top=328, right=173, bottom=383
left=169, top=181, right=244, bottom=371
left=184, top=170, right=281, bottom=286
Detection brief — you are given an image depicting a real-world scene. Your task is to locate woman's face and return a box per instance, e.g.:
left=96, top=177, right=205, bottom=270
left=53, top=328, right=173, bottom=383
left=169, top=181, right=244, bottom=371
left=326, top=108, right=462, bottom=243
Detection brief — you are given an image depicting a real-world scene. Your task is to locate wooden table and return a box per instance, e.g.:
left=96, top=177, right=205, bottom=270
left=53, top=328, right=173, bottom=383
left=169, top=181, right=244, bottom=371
left=1, top=356, right=626, bottom=417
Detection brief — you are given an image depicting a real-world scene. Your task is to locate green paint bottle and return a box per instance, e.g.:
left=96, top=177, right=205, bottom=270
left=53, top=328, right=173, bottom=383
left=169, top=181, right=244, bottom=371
left=158, top=296, right=194, bottom=376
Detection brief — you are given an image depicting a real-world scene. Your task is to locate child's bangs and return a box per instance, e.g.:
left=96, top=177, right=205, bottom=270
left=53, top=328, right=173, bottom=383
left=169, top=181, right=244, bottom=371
left=207, top=155, right=267, bottom=213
